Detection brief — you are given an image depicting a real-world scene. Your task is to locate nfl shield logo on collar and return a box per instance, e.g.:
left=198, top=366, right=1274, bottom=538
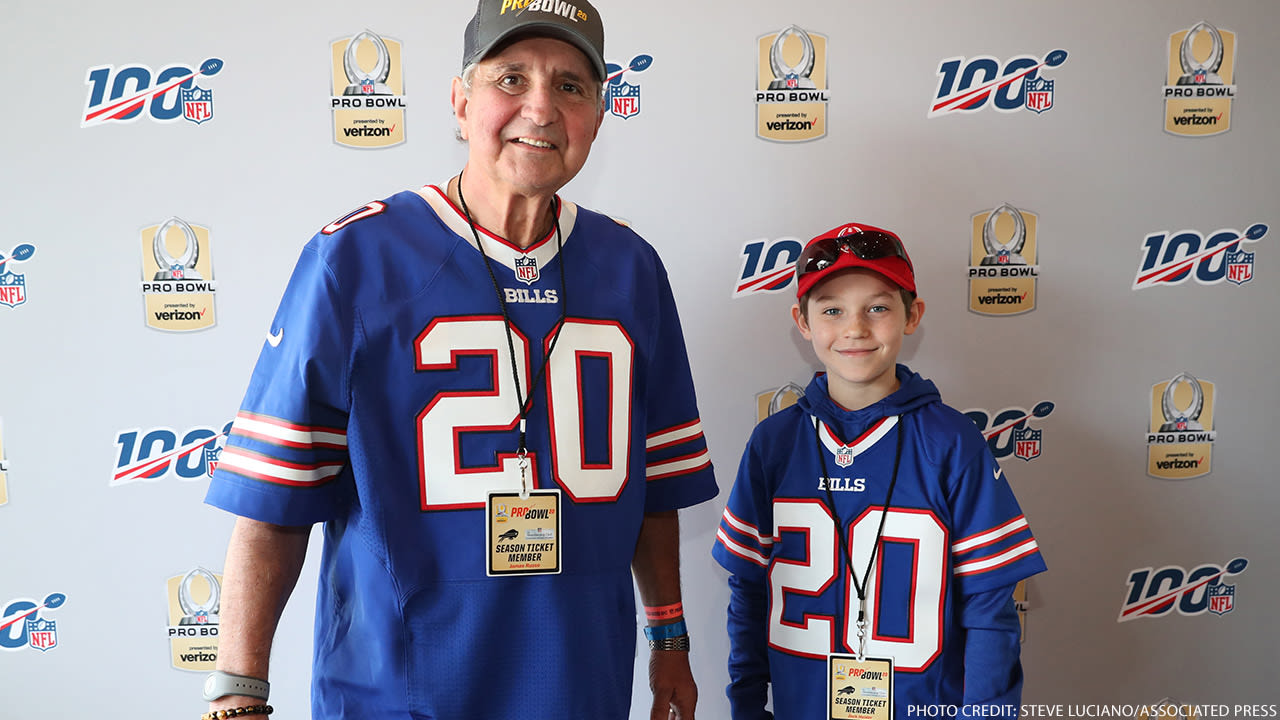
left=834, top=446, right=854, bottom=468
left=515, top=256, right=539, bottom=285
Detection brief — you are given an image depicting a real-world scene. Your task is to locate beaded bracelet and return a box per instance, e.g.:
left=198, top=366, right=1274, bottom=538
left=200, top=704, right=274, bottom=720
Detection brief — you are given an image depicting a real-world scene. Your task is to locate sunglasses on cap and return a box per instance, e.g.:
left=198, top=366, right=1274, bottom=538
left=795, top=225, right=915, bottom=297
left=798, top=229, right=912, bottom=276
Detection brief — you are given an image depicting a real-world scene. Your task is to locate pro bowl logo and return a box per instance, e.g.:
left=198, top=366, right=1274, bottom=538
left=82, top=58, right=222, bottom=127
left=1, top=592, right=67, bottom=653
left=1146, top=372, right=1216, bottom=479
left=0, top=243, right=37, bottom=308
left=1133, top=223, right=1266, bottom=290
left=967, top=204, right=1039, bottom=315
left=1163, top=22, right=1237, bottom=137
left=1119, top=557, right=1246, bottom=622
left=756, top=25, right=829, bottom=142
left=111, top=422, right=232, bottom=486
left=929, top=49, right=1067, bottom=117
left=756, top=382, right=805, bottom=423
left=166, top=568, right=221, bottom=671
left=964, top=401, right=1055, bottom=462
left=605, top=53, right=652, bottom=120
left=330, top=30, right=407, bottom=148
left=141, top=218, right=217, bottom=331
left=734, top=237, right=802, bottom=297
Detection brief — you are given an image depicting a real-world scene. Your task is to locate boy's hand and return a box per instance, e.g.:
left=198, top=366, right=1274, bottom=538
left=649, top=649, right=697, bottom=719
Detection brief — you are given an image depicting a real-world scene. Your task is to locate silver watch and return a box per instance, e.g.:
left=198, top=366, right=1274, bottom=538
left=202, top=671, right=271, bottom=701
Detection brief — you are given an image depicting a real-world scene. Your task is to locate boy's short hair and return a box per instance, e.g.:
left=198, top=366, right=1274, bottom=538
left=794, top=222, right=917, bottom=317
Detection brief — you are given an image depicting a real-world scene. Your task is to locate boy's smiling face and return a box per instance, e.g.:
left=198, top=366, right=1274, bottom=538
left=793, top=268, right=925, bottom=411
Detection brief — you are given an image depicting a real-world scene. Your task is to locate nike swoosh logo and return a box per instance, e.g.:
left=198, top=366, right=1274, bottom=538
left=266, top=328, right=283, bottom=347
left=993, top=467, right=1004, bottom=481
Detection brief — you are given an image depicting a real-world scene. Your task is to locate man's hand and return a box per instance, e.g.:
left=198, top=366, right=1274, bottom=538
left=649, top=649, right=697, bottom=720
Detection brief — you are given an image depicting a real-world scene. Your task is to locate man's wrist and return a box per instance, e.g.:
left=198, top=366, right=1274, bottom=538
left=644, top=618, right=689, bottom=650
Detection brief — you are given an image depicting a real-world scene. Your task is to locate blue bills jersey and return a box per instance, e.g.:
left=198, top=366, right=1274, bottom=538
left=206, top=185, right=717, bottom=719
left=713, top=369, right=1045, bottom=719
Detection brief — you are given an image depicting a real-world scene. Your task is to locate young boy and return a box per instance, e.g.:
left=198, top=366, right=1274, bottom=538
left=713, top=223, right=1046, bottom=720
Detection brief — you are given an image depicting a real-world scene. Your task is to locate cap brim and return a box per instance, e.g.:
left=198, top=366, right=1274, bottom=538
left=468, top=25, right=607, bottom=81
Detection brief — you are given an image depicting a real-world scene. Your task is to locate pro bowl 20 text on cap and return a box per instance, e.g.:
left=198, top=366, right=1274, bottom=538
left=463, top=0, right=607, bottom=82
left=795, top=223, right=916, bottom=298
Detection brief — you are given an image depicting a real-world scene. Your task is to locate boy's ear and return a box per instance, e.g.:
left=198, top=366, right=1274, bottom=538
left=904, top=298, right=925, bottom=335
left=791, top=303, right=812, bottom=339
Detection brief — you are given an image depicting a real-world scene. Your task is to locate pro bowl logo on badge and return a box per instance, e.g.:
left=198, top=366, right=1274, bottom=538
left=1118, top=557, right=1246, bottom=622
left=734, top=237, right=803, bottom=297
left=167, top=568, right=221, bottom=671
left=963, top=401, right=1055, bottom=462
left=929, top=49, right=1066, bottom=117
left=605, top=54, right=652, bottom=120
left=1133, top=223, right=1266, bottom=290
left=0, top=592, right=67, bottom=653
left=140, top=218, right=218, bottom=331
left=82, top=58, right=223, bottom=127
left=0, top=243, right=36, bottom=308
left=755, top=26, right=829, bottom=142
left=756, top=382, right=805, bottom=423
left=967, top=204, right=1039, bottom=315
left=330, top=30, right=408, bottom=148
left=1146, top=372, right=1216, bottom=479
left=1163, top=22, right=1237, bottom=137
left=111, top=422, right=232, bottom=487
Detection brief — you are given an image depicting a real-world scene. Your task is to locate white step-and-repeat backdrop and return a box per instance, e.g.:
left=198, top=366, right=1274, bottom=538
left=3, top=0, right=1277, bottom=716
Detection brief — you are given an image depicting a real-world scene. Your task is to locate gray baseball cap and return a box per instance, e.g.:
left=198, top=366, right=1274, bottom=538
left=462, top=0, right=606, bottom=81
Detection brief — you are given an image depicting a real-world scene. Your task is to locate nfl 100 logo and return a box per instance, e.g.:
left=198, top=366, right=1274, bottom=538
left=0, top=243, right=37, bottom=309
left=111, top=422, right=232, bottom=486
left=605, top=53, right=652, bottom=120
left=1118, top=557, right=1246, bottom=622
left=964, top=401, right=1055, bottom=462
left=734, top=237, right=803, bottom=298
left=929, top=49, right=1067, bottom=117
left=1, top=593, right=67, bottom=653
left=1133, top=223, right=1266, bottom=290
left=82, top=58, right=222, bottom=127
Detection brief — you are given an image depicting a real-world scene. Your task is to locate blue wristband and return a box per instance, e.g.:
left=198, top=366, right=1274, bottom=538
left=643, top=619, right=688, bottom=641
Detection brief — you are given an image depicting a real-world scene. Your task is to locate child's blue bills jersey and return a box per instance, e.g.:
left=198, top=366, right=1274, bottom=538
left=206, top=185, right=717, bottom=719
left=712, top=368, right=1045, bottom=719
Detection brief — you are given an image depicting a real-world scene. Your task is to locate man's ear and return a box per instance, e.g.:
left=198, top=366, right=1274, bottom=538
left=451, top=76, right=469, bottom=140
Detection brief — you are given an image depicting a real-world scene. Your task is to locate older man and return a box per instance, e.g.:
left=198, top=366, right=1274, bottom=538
left=201, top=1, right=716, bottom=719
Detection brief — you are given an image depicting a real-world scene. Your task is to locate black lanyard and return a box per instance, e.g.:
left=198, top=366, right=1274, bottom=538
left=813, top=415, right=904, bottom=649
left=456, top=172, right=568, bottom=493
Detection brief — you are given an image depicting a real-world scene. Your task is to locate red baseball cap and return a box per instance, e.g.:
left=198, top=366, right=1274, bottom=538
left=794, top=222, right=916, bottom=299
